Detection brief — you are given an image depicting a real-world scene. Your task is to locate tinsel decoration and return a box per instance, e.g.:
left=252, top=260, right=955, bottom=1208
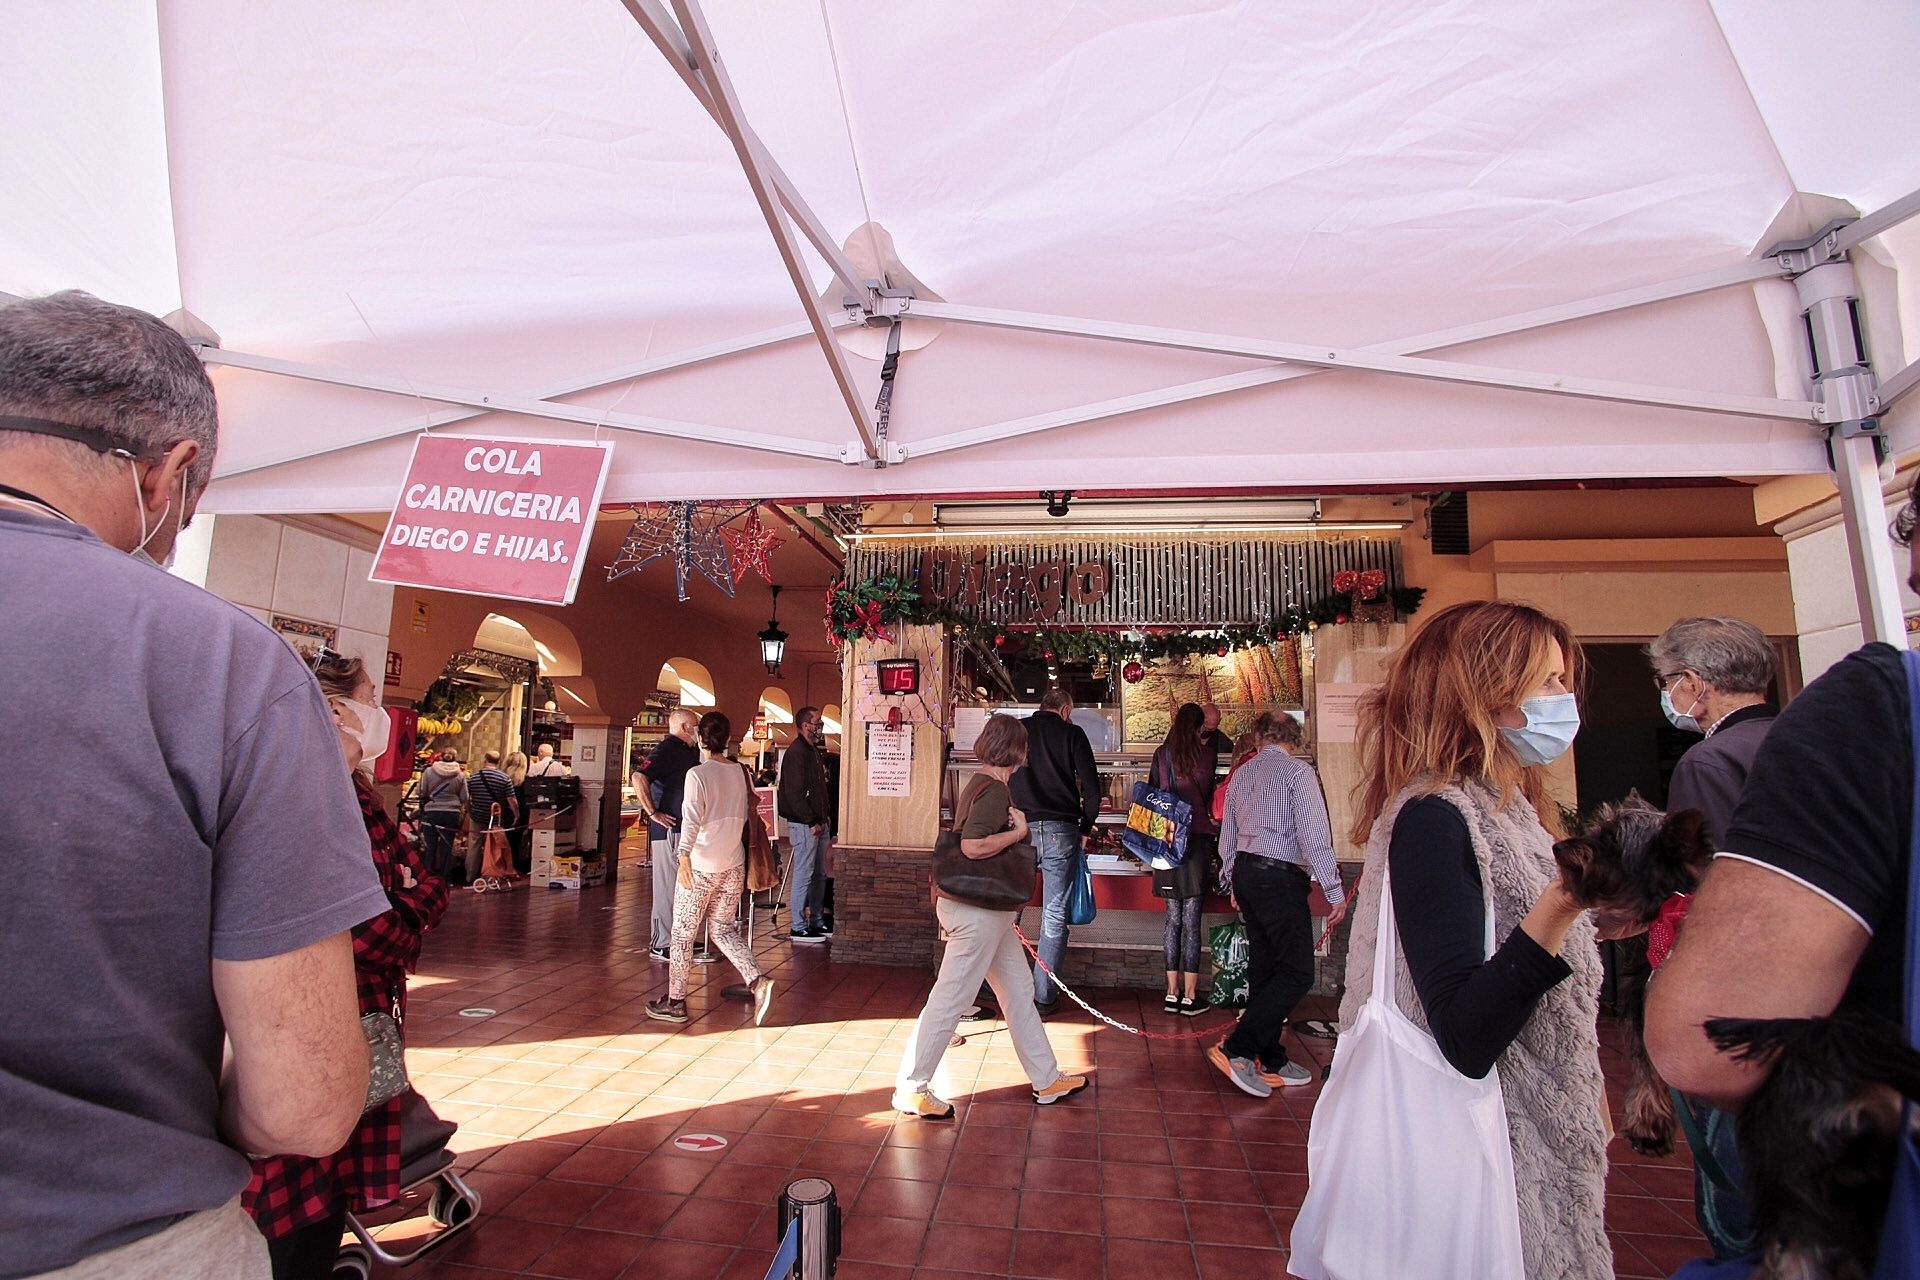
left=721, top=507, right=784, bottom=585
left=818, top=573, right=1426, bottom=660
left=607, top=501, right=739, bottom=602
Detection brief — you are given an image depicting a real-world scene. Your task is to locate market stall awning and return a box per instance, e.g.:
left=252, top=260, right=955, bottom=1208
left=5, top=3, right=1919, bottom=560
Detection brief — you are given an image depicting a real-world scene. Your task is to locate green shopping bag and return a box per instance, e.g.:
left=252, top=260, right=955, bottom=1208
left=1207, top=920, right=1251, bottom=1007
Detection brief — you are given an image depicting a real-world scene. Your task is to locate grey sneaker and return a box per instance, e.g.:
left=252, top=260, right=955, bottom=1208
left=1258, top=1060, right=1314, bottom=1088
left=1208, top=1042, right=1273, bottom=1098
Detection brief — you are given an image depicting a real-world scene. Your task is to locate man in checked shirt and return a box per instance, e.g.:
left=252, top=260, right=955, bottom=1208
left=1208, top=712, right=1349, bottom=1097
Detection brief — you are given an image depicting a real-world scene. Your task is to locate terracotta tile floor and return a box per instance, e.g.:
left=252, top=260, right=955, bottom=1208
left=380, top=866, right=1705, bottom=1279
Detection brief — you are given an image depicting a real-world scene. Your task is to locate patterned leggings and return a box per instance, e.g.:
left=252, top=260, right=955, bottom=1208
left=669, top=863, right=760, bottom=1000
left=1163, top=894, right=1203, bottom=973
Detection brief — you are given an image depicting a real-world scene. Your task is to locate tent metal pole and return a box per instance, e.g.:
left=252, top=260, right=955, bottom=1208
left=657, top=0, right=882, bottom=463
left=909, top=300, right=1818, bottom=423
left=1795, top=259, right=1906, bottom=644
left=198, top=348, right=845, bottom=462
left=212, top=318, right=840, bottom=480
left=1829, top=187, right=1920, bottom=258
left=1833, top=431, right=1907, bottom=645
left=906, top=260, right=1786, bottom=458
left=1879, top=359, right=1920, bottom=413
left=617, top=0, right=868, bottom=302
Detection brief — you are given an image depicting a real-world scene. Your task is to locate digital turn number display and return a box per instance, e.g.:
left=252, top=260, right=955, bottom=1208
left=875, top=659, right=921, bottom=695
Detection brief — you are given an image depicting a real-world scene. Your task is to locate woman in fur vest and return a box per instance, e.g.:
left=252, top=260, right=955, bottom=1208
left=1340, top=601, right=1609, bottom=1279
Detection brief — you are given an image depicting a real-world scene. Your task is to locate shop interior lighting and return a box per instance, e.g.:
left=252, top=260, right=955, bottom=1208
left=933, top=497, right=1324, bottom=529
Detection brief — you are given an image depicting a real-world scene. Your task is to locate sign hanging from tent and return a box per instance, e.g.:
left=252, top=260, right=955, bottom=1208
left=371, top=436, right=613, bottom=606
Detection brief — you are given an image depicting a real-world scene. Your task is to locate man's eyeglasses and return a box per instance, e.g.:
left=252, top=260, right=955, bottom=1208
left=1653, top=670, right=1688, bottom=693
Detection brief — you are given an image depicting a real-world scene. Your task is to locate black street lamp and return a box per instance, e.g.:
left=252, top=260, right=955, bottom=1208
left=758, top=585, right=788, bottom=676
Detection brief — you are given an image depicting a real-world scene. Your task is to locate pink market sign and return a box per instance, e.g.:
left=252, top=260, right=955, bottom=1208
left=371, top=436, right=613, bottom=605
left=673, top=1133, right=729, bottom=1154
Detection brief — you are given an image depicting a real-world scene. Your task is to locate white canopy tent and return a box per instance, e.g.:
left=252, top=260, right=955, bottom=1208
left=5, top=1, right=1920, bottom=636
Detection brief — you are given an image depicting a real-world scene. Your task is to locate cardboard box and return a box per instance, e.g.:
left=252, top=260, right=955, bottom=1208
left=544, top=854, right=607, bottom=891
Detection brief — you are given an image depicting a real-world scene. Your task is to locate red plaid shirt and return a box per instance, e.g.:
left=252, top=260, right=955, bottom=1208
left=245, top=773, right=449, bottom=1238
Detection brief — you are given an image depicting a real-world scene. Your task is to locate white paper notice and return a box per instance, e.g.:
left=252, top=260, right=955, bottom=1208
left=1317, top=683, right=1377, bottom=744
left=866, top=723, right=914, bottom=797
left=951, top=707, right=990, bottom=755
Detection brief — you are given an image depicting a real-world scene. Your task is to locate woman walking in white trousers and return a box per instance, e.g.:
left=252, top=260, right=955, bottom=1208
left=893, top=713, right=1090, bottom=1118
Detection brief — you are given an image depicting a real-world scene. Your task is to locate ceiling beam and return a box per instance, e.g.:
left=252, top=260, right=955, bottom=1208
left=200, top=346, right=845, bottom=461
left=618, top=0, right=868, bottom=301
left=910, top=299, right=1818, bottom=424
left=645, top=0, right=881, bottom=462
left=905, top=259, right=1789, bottom=458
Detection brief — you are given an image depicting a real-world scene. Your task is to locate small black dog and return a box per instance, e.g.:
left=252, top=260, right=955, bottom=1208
left=1557, top=795, right=1920, bottom=1279
left=1554, top=794, right=1714, bottom=1156
left=1706, top=1013, right=1920, bottom=1280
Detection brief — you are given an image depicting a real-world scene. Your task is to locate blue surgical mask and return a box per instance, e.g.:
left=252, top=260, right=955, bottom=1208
left=1659, top=687, right=1703, bottom=735
left=1499, top=693, right=1580, bottom=766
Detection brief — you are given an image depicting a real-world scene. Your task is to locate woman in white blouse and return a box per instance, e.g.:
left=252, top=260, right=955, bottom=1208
left=646, top=712, right=774, bottom=1026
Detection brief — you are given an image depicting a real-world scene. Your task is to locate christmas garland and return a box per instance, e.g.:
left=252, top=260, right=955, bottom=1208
left=823, top=574, right=1425, bottom=661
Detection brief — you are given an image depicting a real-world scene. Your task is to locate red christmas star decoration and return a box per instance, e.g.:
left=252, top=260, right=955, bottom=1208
left=722, top=509, right=784, bottom=585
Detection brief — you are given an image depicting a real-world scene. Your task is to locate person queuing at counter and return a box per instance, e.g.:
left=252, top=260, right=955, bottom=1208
left=635, top=707, right=706, bottom=963
left=1210, top=712, right=1347, bottom=1096
left=1010, top=689, right=1102, bottom=1017
left=778, top=706, right=834, bottom=944
left=1153, top=703, right=1221, bottom=1015
left=1643, top=613, right=1779, bottom=1259
left=246, top=653, right=449, bottom=1280
left=0, top=290, right=388, bottom=1278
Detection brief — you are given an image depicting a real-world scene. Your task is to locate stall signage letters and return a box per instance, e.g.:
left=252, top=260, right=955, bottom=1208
left=372, top=436, right=614, bottom=605
left=918, top=549, right=1110, bottom=622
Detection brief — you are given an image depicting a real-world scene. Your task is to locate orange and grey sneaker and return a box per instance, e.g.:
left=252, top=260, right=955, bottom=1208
left=892, top=1087, right=955, bottom=1120
left=1033, top=1073, right=1090, bottom=1105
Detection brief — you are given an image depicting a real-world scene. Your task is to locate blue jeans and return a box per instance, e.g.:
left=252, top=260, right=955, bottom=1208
left=1028, top=820, right=1082, bottom=1005
left=788, top=821, right=827, bottom=931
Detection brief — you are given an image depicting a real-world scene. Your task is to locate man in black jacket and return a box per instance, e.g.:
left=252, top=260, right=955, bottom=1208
left=778, top=707, right=833, bottom=943
left=1011, top=689, right=1102, bottom=1013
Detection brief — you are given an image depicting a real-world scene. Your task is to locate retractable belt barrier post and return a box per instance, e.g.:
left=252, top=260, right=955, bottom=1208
left=770, top=1177, right=839, bottom=1279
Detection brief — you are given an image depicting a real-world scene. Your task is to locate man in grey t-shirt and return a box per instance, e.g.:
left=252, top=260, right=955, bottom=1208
left=0, top=292, right=389, bottom=1278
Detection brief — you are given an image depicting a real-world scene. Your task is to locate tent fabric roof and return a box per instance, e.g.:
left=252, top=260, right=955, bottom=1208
left=5, top=1, right=1918, bottom=511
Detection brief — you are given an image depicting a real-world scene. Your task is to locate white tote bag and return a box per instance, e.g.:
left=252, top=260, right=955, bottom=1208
left=1288, top=865, right=1525, bottom=1280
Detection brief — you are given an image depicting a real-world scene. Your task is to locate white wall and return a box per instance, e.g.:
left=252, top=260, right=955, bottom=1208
left=181, top=514, right=394, bottom=675
left=1780, top=488, right=1919, bottom=679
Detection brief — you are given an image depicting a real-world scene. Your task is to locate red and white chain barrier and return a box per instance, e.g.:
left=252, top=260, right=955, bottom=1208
left=1010, top=924, right=1243, bottom=1043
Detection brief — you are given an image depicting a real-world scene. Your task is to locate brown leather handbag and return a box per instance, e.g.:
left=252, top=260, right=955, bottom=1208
left=738, top=763, right=778, bottom=892
left=931, top=776, right=1037, bottom=911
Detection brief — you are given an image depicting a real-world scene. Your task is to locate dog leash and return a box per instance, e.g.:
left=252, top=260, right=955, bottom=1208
left=1669, top=1087, right=1740, bottom=1195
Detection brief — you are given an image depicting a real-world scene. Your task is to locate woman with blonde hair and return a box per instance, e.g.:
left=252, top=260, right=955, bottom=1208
left=1291, top=600, right=1608, bottom=1280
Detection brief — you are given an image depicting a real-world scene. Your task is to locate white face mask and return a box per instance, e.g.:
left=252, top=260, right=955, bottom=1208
left=127, top=459, right=186, bottom=569
left=1498, top=692, right=1581, bottom=766
left=332, top=696, right=393, bottom=769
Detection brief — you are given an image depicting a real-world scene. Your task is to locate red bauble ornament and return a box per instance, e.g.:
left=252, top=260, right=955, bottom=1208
left=1215, top=644, right=1230, bottom=657
left=1042, top=648, right=1055, bottom=661
left=1335, top=614, right=1349, bottom=625
left=1122, top=661, right=1145, bottom=684
left=993, top=633, right=1007, bottom=647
